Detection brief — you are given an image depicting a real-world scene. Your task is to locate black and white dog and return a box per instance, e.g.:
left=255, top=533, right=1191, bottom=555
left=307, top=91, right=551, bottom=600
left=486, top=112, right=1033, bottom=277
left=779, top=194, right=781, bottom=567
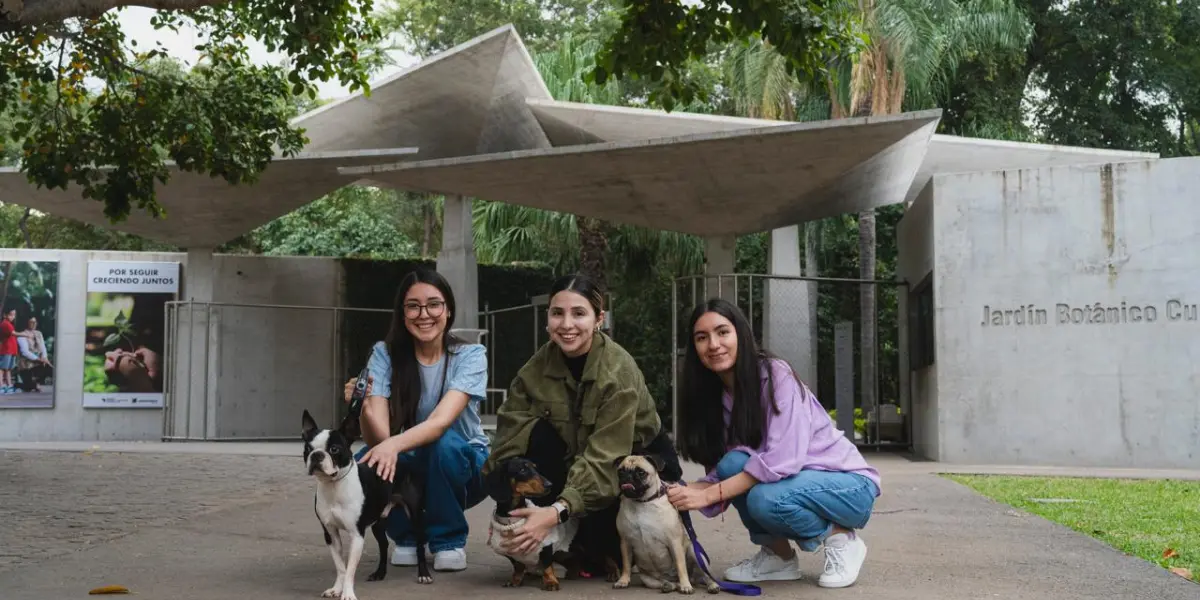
left=302, top=409, right=431, bottom=600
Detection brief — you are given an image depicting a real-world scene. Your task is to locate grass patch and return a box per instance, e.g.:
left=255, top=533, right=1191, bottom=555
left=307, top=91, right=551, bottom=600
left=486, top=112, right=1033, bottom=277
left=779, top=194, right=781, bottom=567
left=945, top=474, right=1199, bottom=583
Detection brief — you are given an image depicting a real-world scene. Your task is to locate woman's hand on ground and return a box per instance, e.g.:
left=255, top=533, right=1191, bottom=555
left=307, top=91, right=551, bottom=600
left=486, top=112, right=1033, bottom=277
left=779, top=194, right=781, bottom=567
left=501, top=506, right=559, bottom=555
left=342, top=376, right=373, bottom=404
left=358, top=436, right=399, bottom=481
left=667, top=483, right=716, bottom=511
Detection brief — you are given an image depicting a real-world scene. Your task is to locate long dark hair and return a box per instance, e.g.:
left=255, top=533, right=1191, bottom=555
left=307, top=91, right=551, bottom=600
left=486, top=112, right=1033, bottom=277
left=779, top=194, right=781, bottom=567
left=385, top=269, right=464, bottom=434
left=678, top=297, right=784, bottom=469
left=549, top=273, right=605, bottom=317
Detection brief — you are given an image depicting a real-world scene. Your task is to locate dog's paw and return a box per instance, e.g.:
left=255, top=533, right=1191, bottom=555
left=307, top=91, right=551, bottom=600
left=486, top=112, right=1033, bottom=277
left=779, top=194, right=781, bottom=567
left=367, top=570, right=386, bottom=582
left=417, top=574, right=433, bottom=584
left=541, top=580, right=560, bottom=592
left=705, top=582, right=721, bottom=594
left=678, top=583, right=695, bottom=595
left=321, top=587, right=342, bottom=598
left=659, top=582, right=677, bottom=594
left=613, top=577, right=631, bottom=589
left=338, top=590, right=357, bottom=600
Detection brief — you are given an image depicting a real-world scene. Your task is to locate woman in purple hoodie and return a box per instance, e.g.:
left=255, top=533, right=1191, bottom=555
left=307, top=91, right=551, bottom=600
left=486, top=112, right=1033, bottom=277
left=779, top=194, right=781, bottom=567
left=667, top=298, right=881, bottom=589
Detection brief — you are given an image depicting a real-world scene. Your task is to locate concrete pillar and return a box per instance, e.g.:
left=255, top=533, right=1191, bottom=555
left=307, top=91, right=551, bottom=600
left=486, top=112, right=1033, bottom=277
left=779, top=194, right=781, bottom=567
left=437, top=194, right=480, bottom=330
left=168, top=247, right=217, bottom=440
left=763, top=226, right=818, bottom=387
left=703, top=235, right=737, bottom=302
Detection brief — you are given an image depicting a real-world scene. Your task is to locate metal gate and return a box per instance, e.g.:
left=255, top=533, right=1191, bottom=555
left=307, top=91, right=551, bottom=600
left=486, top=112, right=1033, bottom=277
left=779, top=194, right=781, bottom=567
left=161, top=300, right=394, bottom=441
left=670, top=273, right=911, bottom=450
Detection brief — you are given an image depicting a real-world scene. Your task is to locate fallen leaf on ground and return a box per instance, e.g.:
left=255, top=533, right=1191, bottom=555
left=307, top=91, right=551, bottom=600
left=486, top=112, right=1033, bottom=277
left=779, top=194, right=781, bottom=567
left=1168, top=567, right=1192, bottom=580
left=1163, top=548, right=1179, bottom=559
left=88, top=585, right=130, bottom=595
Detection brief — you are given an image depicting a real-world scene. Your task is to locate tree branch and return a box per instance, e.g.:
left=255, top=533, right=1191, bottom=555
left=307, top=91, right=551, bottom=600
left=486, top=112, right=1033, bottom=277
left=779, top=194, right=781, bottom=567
left=2, top=0, right=226, bottom=30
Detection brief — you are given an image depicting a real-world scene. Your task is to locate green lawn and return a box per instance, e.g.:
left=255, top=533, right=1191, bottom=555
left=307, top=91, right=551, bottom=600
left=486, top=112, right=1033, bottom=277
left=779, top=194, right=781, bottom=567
left=945, top=474, right=1198, bottom=584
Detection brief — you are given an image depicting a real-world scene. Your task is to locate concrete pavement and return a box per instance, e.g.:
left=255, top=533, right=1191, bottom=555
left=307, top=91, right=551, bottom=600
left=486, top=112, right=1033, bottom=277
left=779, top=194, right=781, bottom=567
left=0, top=446, right=1194, bottom=599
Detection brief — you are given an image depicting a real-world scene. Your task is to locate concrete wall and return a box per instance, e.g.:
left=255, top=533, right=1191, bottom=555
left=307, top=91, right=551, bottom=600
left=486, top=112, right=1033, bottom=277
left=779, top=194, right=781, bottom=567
left=924, top=157, right=1200, bottom=468
left=0, top=249, right=344, bottom=442
left=0, top=249, right=185, bottom=441
left=207, top=255, right=343, bottom=439
left=896, top=183, right=939, bottom=460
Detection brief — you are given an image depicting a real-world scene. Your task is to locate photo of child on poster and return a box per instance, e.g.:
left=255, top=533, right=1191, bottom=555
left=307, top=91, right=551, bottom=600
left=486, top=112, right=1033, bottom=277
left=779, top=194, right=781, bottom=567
left=83, top=262, right=179, bottom=408
left=0, top=260, right=59, bottom=409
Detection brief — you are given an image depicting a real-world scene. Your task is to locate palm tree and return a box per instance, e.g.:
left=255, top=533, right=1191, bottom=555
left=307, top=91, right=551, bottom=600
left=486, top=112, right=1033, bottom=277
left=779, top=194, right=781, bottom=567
left=840, top=0, right=1032, bottom=415
left=722, top=38, right=836, bottom=374
left=721, top=0, right=1032, bottom=417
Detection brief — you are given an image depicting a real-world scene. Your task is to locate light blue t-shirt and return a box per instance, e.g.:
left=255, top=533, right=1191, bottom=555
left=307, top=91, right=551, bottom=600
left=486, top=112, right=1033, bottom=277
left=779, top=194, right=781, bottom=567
left=365, top=340, right=490, bottom=449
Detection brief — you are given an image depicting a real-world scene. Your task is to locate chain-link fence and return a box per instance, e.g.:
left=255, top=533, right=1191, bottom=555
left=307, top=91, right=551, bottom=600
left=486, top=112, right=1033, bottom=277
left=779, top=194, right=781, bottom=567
left=670, top=273, right=910, bottom=450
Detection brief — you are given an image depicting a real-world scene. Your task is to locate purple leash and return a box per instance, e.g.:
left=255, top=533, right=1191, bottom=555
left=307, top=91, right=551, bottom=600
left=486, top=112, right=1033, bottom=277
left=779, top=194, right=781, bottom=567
left=674, top=482, right=763, bottom=596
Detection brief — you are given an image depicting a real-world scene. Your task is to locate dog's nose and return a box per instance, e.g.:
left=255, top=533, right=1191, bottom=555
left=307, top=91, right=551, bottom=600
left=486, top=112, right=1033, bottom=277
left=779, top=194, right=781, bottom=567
left=308, top=451, right=325, bottom=473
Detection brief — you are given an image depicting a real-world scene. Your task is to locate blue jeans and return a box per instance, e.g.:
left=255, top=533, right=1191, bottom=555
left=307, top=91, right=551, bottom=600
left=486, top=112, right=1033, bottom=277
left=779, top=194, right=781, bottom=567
left=355, top=429, right=488, bottom=553
left=716, top=450, right=878, bottom=552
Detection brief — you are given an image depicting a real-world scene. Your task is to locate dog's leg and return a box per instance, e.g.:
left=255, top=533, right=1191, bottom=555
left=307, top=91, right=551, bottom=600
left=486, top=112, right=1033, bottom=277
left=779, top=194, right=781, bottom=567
left=669, top=533, right=693, bottom=594
left=322, top=527, right=347, bottom=599
left=503, top=556, right=527, bottom=588
left=538, top=546, right=561, bottom=591
left=399, top=485, right=433, bottom=584
left=367, top=519, right=389, bottom=582
left=338, top=533, right=366, bottom=600
left=613, top=535, right=633, bottom=589
left=639, top=573, right=671, bottom=592
left=604, top=554, right=621, bottom=583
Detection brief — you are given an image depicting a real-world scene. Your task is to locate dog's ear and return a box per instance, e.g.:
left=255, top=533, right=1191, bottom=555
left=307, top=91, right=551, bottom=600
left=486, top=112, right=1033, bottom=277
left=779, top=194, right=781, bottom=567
left=647, top=453, right=667, bottom=474
left=302, top=410, right=318, bottom=438
left=612, top=455, right=628, bottom=469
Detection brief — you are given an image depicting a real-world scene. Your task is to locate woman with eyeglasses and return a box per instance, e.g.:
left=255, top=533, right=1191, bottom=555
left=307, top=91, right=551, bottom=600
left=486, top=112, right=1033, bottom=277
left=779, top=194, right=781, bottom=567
left=342, top=268, right=489, bottom=573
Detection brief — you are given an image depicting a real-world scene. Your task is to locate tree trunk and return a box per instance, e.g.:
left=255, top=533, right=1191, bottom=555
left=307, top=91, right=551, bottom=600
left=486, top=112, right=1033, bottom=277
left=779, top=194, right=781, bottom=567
left=804, top=220, right=820, bottom=388
left=576, top=216, right=609, bottom=294
left=857, top=210, right=877, bottom=422
left=421, top=201, right=435, bottom=257
left=0, top=261, right=12, bottom=312
left=19, top=207, right=33, bottom=248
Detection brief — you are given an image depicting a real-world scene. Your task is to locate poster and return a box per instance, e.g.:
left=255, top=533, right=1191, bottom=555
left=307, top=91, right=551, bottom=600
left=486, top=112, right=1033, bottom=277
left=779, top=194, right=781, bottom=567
left=0, top=260, right=59, bottom=409
left=83, top=261, right=179, bottom=408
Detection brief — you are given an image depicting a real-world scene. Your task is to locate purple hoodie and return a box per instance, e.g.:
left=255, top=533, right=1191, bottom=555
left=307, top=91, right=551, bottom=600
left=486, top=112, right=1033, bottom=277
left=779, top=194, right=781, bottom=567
left=696, top=358, right=881, bottom=517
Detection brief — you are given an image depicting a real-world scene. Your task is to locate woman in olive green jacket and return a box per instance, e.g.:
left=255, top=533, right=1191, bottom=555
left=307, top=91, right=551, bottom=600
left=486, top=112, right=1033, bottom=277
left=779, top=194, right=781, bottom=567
left=485, top=273, right=680, bottom=565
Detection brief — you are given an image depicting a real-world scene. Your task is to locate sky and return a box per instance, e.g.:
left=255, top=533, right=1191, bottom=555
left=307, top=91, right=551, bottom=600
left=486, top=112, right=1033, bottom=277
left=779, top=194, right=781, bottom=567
left=116, top=7, right=415, bottom=102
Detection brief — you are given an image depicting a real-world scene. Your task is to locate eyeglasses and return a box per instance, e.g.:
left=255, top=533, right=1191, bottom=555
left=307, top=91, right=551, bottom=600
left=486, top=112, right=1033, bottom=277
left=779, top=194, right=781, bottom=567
left=404, top=300, right=446, bottom=319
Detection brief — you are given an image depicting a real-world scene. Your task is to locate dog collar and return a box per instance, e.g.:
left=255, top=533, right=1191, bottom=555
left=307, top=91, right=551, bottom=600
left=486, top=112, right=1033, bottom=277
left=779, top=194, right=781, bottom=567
left=331, top=464, right=355, bottom=482
left=633, top=482, right=669, bottom=503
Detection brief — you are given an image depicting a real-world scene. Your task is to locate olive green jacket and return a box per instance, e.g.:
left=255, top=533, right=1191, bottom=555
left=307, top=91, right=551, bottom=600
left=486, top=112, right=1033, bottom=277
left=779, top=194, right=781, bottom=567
left=484, top=332, right=662, bottom=515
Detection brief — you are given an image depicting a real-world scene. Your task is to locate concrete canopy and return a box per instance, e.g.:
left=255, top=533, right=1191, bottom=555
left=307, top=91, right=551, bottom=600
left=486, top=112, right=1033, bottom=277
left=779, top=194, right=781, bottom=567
left=340, top=111, right=942, bottom=236
left=0, top=149, right=418, bottom=247
left=523, top=99, right=1161, bottom=206
left=0, top=23, right=1160, bottom=247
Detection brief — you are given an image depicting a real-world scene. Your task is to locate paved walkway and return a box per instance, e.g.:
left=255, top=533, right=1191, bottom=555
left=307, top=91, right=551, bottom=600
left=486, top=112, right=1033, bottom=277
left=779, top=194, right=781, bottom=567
left=0, top=444, right=1194, bottom=599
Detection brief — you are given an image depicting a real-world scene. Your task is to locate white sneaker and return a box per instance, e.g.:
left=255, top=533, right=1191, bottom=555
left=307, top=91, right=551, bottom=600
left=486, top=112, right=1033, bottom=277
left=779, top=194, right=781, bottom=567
left=818, top=532, right=867, bottom=588
left=433, top=547, right=467, bottom=571
left=390, top=545, right=418, bottom=566
left=722, top=546, right=803, bottom=583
